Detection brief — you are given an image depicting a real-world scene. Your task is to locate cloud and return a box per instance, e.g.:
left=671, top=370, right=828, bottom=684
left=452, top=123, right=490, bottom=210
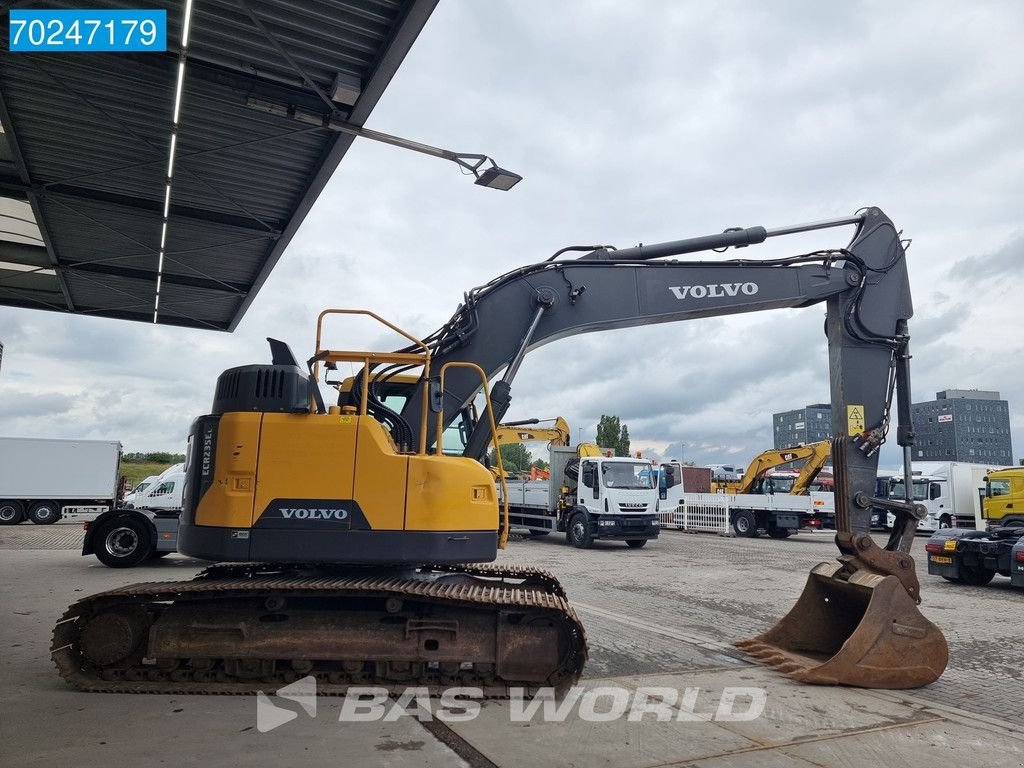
left=948, top=232, right=1024, bottom=284
left=1, top=0, right=1022, bottom=467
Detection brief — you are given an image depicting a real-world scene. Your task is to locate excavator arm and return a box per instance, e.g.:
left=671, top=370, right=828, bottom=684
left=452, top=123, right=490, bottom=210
left=400, top=207, right=911, bottom=545
left=495, top=416, right=572, bottom=447
left=730, top=440, right=832, bottom=495
left=387, top=206, right=947, bottom=688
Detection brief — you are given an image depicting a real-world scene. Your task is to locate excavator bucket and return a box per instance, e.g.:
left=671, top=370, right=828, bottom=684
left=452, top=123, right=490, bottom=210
left=734, top=562, right=948, bottom=689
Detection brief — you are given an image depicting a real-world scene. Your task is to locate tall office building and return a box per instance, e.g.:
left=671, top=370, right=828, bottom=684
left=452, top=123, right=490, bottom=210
left=773, top=404, right=833, bottom=449
left=911, top=390, right=1013, bottom=464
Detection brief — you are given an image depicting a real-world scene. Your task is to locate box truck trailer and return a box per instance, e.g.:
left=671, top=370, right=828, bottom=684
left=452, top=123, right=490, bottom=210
left=0, top=437, right=121, bottom=524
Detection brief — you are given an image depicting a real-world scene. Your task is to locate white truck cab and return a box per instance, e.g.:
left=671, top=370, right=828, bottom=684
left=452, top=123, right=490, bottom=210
left=888, top=462, right=992, bottom=531
left=504, top=448, right=660, bottom=548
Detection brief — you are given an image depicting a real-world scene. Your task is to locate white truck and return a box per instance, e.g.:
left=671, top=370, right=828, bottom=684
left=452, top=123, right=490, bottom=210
left=888, top=461, right=996, bottom=531
left=658, top=461, right=834, bottom=537
left=82, top=464, right=185, bottom=567
left=503, top=445, right=660, bottom=548
left=0, top=437, right=122, bottom=524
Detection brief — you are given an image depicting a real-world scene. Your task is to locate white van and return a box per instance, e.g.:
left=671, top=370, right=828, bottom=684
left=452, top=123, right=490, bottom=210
left=125, top=471, right=184, bottom=510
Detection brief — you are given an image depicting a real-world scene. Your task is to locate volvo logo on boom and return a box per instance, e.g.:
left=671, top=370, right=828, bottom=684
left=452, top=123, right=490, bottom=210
left=669, top=283, right=759, bottom=300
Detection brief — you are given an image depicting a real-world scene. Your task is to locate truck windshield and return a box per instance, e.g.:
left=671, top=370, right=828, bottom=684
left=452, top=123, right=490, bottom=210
left=602, top=463, right=654, bottom=490
left=988, top=479, right=1011, bottom=497
left=889, top=480, right=929, bottom=501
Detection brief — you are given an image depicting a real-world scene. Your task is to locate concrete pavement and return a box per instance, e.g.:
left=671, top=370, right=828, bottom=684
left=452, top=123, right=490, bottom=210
left=1, top=524, right=1022, bottom=767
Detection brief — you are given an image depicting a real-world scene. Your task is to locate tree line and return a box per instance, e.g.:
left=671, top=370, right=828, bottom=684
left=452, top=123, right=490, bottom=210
left=122, top=452, right=186, bottom=464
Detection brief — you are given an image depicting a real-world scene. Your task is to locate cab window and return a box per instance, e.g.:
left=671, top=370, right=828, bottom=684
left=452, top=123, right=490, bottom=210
left=988, top=479, right=1011, bottom=497
left=152, top=481, right=175, bottom=496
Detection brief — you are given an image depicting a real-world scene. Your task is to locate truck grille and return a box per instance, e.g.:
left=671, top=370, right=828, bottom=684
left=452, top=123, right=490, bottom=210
left=618, top=503, right=648, bottom=512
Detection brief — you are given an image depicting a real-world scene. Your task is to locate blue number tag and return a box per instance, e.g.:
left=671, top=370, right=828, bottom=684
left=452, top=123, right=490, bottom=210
left=9, top=10, right=168, bottom=53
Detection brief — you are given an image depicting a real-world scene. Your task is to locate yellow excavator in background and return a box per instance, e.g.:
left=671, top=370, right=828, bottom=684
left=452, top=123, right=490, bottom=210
left=495, top=416, right=572, bottom=448
left=52, top=208, right=948, bottom=694
left=716, top=441, right=832, bottom=496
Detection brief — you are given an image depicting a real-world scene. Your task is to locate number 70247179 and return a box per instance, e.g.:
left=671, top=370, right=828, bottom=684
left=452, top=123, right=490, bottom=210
left=8, top=10, right=167, bottom=53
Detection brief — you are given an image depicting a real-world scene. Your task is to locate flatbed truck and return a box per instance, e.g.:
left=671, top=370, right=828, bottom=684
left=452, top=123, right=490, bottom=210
left=503, top=445, right=660, bottom=548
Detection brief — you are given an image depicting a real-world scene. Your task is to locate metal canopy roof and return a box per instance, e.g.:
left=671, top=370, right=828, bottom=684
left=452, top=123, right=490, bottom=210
left=0, top=0, right=436, bottom=330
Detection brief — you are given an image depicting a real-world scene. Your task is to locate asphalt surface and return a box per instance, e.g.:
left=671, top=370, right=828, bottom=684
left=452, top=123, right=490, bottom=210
left=1, top=521, right=1021, bottom=767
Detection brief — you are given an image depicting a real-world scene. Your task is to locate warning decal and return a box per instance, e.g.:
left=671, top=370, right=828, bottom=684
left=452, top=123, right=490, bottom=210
left=847, top=405, right=865, bottom=435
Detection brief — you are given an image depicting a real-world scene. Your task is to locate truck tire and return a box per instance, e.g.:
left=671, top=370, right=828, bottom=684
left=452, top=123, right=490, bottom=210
left=27, top=500, right=61, bottom=525
left=94, top=518, right=153, bottom=568
left=938, top=514, right=952, bottom=529
left=625, top=539, right=647, bottom=549
left=566, top=512, right=593, bottom=549
left=732, top=510, right=759, bottom=538
left=959, top=566, right=996, bottom=586
left=768, top=528, right=792, bottom=539
left=527, top=529, right=551, bottom=537
left=150, top=550, right=173, bottom=559
left=0, top=500, right=25, bottom=525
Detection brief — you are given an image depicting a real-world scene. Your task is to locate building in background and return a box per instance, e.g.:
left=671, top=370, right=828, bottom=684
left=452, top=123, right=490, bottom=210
left=773, top=404, right=833, bottom=449
left=911, top=389, right=1013, bottom=464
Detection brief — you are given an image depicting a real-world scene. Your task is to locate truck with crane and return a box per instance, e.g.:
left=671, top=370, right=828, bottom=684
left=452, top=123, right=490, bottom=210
left=51, top=207, right=948, bottom=695
left=502, top=445, right=660, bottom=547
left=493, top=417, right=660, bottom=546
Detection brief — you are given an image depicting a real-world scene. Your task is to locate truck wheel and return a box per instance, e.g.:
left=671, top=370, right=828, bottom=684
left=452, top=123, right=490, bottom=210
left=27, top=500, right=61, bottom=525
left=625, top=539, right=647, bottom=549
left=567, top=512, right=593, bottom=549
left=768, top=528, right=792, bottom=539
left=0, top=500, right=25, bottom=525
left=959, top=566, right=996, bottom=586
left=527, top=529, right=550, bottom=537
left=732, top=510, right=759, bottom=538
left=938, top=515, right=952, bottom=529
left=94, top=518, right=152, bottom=567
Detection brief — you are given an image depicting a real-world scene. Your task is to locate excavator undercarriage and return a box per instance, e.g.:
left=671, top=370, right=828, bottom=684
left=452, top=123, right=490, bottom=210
left=53, top=562, right=586, bottom=695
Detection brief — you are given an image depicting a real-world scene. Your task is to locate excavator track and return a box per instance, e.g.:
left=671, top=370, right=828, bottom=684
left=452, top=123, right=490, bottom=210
left=52, top=563, right=587, bottom=697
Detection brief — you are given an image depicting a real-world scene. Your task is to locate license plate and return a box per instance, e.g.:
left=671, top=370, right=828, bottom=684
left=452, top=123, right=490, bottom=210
left=930, top=555, right=953, bottom=564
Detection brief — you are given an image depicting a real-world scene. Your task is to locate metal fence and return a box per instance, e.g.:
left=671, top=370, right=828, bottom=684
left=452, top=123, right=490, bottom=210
left=658, top=495, right=732, bottom=535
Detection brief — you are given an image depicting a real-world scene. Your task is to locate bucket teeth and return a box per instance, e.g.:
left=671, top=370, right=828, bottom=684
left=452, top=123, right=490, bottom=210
left=732, top=639, right=760, bottom=650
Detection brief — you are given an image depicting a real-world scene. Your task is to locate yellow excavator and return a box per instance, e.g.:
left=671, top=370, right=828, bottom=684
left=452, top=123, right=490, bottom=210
left=52, top=207, right=948, bottom=693
left=716, top=441, right=832, bottom=496
left=495, top=416, right=571, bottom=448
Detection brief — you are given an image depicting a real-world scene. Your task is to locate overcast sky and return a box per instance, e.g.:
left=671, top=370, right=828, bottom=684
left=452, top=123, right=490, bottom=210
left=1, top=0, right=1022, bottom=470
